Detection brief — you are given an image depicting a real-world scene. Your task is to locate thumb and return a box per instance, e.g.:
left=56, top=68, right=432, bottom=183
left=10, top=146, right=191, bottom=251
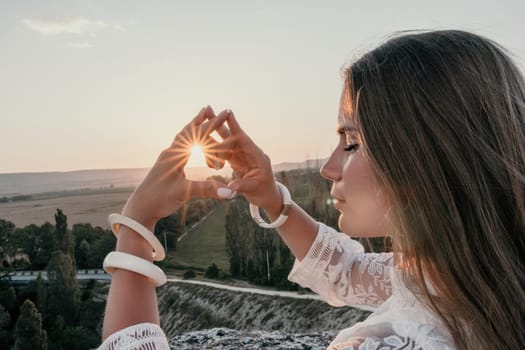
left=228, top=178, right=260, bottom=194
left=187, top=180, right=229, bottom=199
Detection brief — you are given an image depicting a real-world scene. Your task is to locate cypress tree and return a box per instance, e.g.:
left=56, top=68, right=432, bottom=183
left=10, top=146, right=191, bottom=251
left=54, top=209, right=74, bottom=259
left=47, top=251, right=80, bottom=324
left=0, top=304, right=12, bottom=348
left=15, top=300, right=47, bottom=350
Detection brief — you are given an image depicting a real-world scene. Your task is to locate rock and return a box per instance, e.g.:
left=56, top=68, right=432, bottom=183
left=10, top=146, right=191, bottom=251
left=158, top=282, right=370, bottom=349
left=158, top=283, right=369, bottom=336
left=168, top=328, right=337, bottom=349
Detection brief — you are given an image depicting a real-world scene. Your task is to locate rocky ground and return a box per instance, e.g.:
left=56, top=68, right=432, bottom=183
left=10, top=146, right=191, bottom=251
left=169, top=327, right=337, bottom=349
left=158, top=282, right=370, bottom=349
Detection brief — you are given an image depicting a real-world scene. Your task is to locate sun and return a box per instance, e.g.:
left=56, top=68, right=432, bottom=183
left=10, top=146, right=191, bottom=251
left=187, top=143, right=206, bottom=167
left=191, top=144, right=204, bottom=158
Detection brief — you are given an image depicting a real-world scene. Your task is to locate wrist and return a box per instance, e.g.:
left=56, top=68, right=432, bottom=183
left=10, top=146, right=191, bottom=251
left=260, top=183, right=283, bottom=220
left=116, top=226, right=154, bottom=261
left=120, top=210, right=157, bottom=232
left=108, top=213, right=165, bottom=261
left=250, top=182, right=292, bottom=229
left=121, top=194, right=158, bottom=232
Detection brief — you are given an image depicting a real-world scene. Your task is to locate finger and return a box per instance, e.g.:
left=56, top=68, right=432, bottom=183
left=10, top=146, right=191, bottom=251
left=197, top=110, right=233, bottom=140
left=189, top=106, right=207, bottom=127
left=215, top=125, right=231, bottom=140
left=203, top=136, right=235, bottom=162
left=174, top=106, right=216, bottom=146
left=202, top=105, right=216, bottom=124
left=192, top=105, right=215, bottom=126
left=172, top=109, right=205, bottom=148
left=227, top=178, right=260, bottom=193
left=205, top=152, right=225, bottom=170
left=178, top=109, right=231, bottom=148
left=224, top=112, right=259, bottom=151
left=188, top=179, right=231, bottom=199
left=156, top=148, right=190, bottom=171
left=225, top=111, right=243, bottom=135
left=213, top=110, right=233, bottom=139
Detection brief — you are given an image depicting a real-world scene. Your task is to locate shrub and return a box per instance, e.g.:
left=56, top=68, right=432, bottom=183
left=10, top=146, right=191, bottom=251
left=204, top=263, right=219, bottom=279
left=183, top=270, right=196, bottom=279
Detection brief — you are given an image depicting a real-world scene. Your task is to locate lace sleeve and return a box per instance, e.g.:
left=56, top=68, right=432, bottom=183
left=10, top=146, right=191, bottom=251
left=98, top=323, right=170, bottom=350
left=331, top=335, right=419, bottom=350
left=288, top=223, right=393, bottom=308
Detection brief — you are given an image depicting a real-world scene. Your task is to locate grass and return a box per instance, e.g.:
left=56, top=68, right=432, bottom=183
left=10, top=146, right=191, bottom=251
left=167, top=203, right=230, bottom=272
left=0, top=189, right=132, bottom=228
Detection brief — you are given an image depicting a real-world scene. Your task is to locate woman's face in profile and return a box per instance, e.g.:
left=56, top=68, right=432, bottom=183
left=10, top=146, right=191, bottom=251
left=320, top=113, right=390, bottom=237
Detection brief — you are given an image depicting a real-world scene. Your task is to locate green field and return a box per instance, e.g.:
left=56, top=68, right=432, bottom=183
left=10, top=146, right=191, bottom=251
left=168, top=203, right=230, bottom=272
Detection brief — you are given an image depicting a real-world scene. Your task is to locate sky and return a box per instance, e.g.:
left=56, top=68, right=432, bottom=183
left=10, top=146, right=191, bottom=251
left=1, top=0, right=524, bottom=173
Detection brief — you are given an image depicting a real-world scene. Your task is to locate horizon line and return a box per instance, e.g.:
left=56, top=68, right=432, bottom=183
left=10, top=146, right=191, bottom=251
left=0, top=157, right=329, bottom=176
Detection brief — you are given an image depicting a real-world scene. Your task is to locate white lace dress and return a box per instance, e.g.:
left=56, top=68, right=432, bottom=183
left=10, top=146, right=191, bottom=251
left=98, top=223, right=454, bottom=350
left=288, top=223, right=454, bottom=349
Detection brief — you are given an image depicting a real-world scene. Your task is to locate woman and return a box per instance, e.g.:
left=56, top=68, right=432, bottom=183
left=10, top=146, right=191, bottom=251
left=98, top=30, right=525, bottom=349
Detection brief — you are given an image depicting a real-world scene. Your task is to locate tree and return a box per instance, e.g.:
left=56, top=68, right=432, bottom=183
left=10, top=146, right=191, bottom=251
left=54, top=209, right=74, bottom=259
left=13, top=225, right=41, bottom=268
left=71, top=223, right=96, bottom=246
left=87, top=232, right=116, bottom=268
left=0, top=219, right=16, bottom=266
left=0, top=274, right=16, bottom=313
left=75, top=239, right=91, bottom=269
left=155, top=214, right=181, bottom=250
left=33, top=223, right=54, bottom=270
left=205, top=263, right=220, bottom=279
left=35, top=273, right=47, bottom=315
left=225, top=197, right=251, bottom=278
left=183, top=270, right=196, bottom=279
left=61, top=326, right=99, bottom=350
left=0, top=304, right=13, bottom=349
left=207, top=174, right=230, bottom=185
left=46, top=251, right=80, bottom=324
left=15, top=300, right=47, bottom=350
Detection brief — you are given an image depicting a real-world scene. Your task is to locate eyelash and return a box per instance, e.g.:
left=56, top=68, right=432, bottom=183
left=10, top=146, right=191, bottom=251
left=343, top=143, right=359, bottom=152
left=337, top=129, right=360, bottom=152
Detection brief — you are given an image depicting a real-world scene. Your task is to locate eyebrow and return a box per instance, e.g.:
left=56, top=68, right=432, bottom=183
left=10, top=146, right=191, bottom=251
left=337, top=125, right=359, bottom=134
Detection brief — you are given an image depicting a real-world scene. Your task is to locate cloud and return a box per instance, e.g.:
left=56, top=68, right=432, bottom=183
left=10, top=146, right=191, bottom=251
left=22, top=17, right=107, bottom=35
left=113, top=24, right=125, bottom=31
left=68, top=42, right=93, bottom=49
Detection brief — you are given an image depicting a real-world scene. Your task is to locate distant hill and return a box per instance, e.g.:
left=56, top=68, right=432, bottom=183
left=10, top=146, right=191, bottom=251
left=0, top=158, right=327, bottom=197
left=272, top=158, right=327, bottom=172
left=0, top=168, right=149, bottom=197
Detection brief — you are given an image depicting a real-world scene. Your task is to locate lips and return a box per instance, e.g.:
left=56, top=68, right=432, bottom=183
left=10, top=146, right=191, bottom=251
left=333, top=199, right=345, bottom=210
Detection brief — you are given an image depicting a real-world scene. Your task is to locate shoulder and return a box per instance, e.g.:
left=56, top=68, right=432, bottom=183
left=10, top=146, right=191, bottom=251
left=328, top=334, right=420, bottom=350
left=329, top=322, right=453, bottom=350
left=98, top=323, right=170, bottom=350
left=329, top=278, right=455, bottom=350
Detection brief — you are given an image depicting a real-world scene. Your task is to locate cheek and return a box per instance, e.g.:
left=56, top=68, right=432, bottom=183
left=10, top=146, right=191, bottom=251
left=338, top=195, right=390, bottom=237
left=339, top=154, right=390, bottom=236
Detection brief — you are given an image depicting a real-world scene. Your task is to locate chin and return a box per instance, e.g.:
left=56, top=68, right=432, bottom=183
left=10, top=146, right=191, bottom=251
left=337, top=216, right=354, bottom=236
left=338, top=215, right=388, bottom=238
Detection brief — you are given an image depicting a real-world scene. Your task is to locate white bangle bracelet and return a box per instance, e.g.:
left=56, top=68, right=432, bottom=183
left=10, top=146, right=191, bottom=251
left=103, top=251, right=167, bottom=286
left=249, top=182, right=292, bottom=229
left=108, top=213, right=165, bottom=261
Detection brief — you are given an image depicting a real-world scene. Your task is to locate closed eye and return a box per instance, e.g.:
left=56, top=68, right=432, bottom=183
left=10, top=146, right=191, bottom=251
left=344, top=144, right=359, bottom=152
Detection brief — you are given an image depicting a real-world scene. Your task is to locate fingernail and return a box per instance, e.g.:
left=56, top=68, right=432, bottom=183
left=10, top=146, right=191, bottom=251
left=217, top=188, right=233, bottom=198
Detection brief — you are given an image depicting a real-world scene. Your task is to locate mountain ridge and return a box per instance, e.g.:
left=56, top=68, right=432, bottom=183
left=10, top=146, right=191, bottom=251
left=0, top=158, right=327, bottom=197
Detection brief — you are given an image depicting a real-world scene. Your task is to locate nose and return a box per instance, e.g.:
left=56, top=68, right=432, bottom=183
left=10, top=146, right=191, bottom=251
left=320, top=150, right=342, bottom=182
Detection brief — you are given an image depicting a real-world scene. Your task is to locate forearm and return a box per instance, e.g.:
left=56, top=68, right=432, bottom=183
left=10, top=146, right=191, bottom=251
left=102, top=225, right=160, bottom=340
left=264, top=199, right=319, bottom=261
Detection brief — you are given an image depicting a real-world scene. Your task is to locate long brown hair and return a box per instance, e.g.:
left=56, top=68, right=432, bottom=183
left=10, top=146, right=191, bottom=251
left=342, top=30, right=525, bottom=349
